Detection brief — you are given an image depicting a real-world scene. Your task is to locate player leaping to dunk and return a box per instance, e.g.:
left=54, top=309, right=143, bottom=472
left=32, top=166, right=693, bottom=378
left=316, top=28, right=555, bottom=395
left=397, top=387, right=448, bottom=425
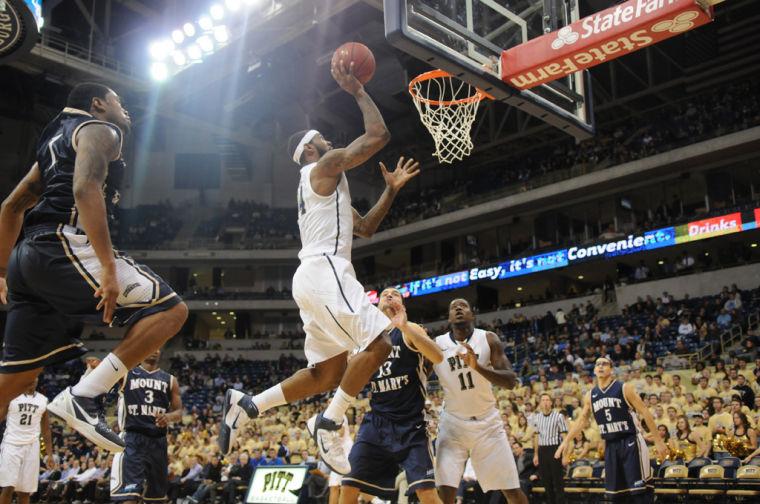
left=218, top=58, right=420, bottom=476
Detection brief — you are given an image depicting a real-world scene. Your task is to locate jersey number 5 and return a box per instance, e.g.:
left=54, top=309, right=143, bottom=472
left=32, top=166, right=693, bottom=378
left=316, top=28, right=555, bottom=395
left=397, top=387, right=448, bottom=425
left=604, top=409, right=612, bottom=422
left=458, top=371, right=474, bottom=391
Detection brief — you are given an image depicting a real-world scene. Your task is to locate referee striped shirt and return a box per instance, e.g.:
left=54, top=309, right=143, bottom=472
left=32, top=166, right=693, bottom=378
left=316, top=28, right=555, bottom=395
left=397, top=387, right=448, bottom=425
left=531, top=410, right=568, bottom=446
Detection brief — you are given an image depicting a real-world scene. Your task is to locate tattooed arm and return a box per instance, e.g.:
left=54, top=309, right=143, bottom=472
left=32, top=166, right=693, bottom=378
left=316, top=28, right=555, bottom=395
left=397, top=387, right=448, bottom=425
left=73, top=123, right=122, bottom=322
left=311, top=61, right=390, bottom=196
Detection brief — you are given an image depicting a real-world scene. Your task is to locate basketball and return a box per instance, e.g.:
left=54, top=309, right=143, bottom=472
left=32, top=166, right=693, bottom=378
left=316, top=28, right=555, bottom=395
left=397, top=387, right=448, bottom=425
left=332, top=42, right=375, bottom=84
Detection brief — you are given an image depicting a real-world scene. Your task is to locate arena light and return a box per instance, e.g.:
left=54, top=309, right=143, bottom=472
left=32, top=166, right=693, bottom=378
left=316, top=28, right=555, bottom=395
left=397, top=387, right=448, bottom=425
left=210, top=3, right=225, bottom=20
left=197, top=35, right=214, bottom=53
left=517, top=286, right=523, bottom=291
left=172, top=50, right=187, bottom=66
left=150, top=62, right=169, bottom=82
left=198, top=15, right=214, bottom=31
left=147, top=2, right=239, bottom=81
left=225, top=0, right=242, bottom=11
left=213, top=25, right=229, bottom=43
left=577, top=275, right=584, bottom=279
left=183, top=22, right=196, bottom=37
left=149, top=41, right=167, bottom=60
left=187, top=44, right=203, bottom=61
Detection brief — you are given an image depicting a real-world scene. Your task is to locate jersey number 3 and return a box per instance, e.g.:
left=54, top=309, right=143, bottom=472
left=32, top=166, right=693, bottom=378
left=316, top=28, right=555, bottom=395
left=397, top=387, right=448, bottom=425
left=457, top=371, right=474, bottom=391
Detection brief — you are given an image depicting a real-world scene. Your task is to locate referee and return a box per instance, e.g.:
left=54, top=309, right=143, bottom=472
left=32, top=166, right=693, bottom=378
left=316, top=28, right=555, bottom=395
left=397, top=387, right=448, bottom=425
left=531, top=393, right=568, bottom=504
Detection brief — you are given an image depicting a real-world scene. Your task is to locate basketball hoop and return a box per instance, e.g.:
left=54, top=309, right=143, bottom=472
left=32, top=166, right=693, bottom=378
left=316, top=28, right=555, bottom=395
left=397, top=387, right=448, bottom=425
left=409, top=70, right=491, bottom=164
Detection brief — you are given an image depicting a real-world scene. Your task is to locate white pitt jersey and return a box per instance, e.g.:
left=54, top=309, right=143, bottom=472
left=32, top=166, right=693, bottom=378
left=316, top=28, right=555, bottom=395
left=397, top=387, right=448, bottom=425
left=297, top=162, right=353, bottom=262
left=3, top=392, right=48, bottom=445
left=433, top=328, right=497, bottom=419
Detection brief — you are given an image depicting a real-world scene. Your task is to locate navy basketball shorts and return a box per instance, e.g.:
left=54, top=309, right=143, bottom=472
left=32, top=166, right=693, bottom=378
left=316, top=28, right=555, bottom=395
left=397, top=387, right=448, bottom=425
left=110, top=432, right=169, bottom=501
left=604, top=434, right=652, bottom=499
left=0, top=227, right=182, bottom=373
left=343, top=413, right=435, bottom=499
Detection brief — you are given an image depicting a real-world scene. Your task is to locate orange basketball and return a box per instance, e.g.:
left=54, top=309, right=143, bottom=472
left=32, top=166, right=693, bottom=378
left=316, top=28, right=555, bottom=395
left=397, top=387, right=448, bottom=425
left=332, top=42, right=375, bottom=85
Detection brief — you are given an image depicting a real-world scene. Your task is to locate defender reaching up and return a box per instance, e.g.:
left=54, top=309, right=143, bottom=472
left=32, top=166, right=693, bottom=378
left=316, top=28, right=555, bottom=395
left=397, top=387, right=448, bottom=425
left=219, top=60, right=420, bottom=476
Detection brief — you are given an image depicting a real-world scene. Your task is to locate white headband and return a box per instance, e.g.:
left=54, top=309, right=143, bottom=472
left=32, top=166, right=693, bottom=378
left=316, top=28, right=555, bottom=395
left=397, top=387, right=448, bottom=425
left=292, top=129, right=320, bottom=164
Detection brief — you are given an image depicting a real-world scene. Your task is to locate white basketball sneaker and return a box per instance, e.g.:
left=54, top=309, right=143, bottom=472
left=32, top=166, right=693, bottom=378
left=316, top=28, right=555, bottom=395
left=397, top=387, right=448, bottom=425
left=47, top=387, right=125, bottom=453
left=307, top=413, right=351, bottom=475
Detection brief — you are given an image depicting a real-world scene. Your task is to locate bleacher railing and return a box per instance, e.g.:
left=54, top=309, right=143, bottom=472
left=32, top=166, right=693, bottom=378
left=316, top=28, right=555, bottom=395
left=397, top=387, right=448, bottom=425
left=36, top=31, right=140, bottom=79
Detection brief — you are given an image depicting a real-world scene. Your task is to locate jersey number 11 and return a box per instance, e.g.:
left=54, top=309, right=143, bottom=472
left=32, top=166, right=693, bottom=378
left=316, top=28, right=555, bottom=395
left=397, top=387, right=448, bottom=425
left=458, top=371, right=474, bottom=391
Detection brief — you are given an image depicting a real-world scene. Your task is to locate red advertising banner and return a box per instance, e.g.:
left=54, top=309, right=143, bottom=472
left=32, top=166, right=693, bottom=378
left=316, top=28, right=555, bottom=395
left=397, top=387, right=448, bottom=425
left=679, top=212, right=742, bottom=243
left=502, top=0, right=714, bottom=90
left=755, top=208, right=760, bottom=227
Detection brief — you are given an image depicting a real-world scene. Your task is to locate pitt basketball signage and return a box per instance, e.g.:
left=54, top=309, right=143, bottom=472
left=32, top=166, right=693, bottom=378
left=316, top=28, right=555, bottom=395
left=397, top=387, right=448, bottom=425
left=245, top=465, right=308, bottom=504
left=502, top=0, right=714, bottom=90
left=0, top=0, right=41, bottom=64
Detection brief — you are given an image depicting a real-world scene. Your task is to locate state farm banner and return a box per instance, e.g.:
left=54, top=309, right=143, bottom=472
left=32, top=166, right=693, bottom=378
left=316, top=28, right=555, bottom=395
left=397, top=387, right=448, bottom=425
left=502, top=0, right=714, bottom=90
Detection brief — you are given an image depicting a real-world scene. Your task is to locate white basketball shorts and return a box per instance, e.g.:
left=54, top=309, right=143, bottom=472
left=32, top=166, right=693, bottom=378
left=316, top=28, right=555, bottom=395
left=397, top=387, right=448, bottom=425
left=293, top=255, right=391, bottom=366
left=0, top=440, right=41, bottom=493
left=435, top=409, right=520, bottom=492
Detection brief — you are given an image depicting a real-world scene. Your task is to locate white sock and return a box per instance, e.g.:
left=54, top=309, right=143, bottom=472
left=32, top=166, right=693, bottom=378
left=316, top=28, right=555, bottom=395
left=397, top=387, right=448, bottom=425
left=323, top=387, right=353, bottom=424
left=252, top=384, right=286, bottom=414
left=71, top=353, right=128, bottom=398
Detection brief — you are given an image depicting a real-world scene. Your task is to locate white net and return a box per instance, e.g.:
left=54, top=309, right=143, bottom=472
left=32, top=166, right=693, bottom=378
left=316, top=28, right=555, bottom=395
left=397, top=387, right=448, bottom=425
left=409, top=72, right=487, bottom=164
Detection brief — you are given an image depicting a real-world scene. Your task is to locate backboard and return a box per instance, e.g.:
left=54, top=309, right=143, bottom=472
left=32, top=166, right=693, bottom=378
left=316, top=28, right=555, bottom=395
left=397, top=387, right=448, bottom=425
left=385, top=0, right=595, bottom=140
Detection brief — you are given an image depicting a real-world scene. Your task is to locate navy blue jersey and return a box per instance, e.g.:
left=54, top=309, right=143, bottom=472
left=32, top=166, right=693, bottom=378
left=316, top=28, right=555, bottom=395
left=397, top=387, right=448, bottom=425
left=24, top=107, right=124, bottom=234
left=591, top=380, right=641, bottom=440
left=368, top=328, right=427, bottom=422
left=119, top=366, right=172, bottom=437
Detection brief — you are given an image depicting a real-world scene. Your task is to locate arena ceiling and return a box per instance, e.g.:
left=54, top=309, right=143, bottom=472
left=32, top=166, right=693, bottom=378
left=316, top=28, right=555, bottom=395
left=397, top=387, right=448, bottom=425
left=3, top=0, right=760, bottom=171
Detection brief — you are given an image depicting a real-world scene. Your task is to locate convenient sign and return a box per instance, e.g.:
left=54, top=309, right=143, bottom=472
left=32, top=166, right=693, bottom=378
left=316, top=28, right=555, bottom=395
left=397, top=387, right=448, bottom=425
left=501, top=0, right=714, bottom=90
left=367, top=208, right=760, bottom=303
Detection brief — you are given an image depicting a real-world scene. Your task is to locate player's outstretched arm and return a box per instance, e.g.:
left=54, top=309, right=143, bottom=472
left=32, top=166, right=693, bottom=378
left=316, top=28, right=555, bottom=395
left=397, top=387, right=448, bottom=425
left=41, top=410, right=55, bottom=469
left=386, top=298, right=442, bottom=363
left=555, top=391, right=591, bottom=460
left=353, top=157, right=420, bottom=238
left=461, top=332, right=517, bottom=389
left=314, top=61, right=390, bottom=180
left=623, top=382, right=668, bottom=461
left=156, top=376, right=184, bottom=428
left=73, top=123, right=121, bottom=323
left=0, top=163, right=42, bottom=302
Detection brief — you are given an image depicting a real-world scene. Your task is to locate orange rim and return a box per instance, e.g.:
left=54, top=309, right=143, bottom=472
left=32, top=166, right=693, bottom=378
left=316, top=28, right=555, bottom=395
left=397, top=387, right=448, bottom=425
left=408, top=69, right=493, bottom=106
